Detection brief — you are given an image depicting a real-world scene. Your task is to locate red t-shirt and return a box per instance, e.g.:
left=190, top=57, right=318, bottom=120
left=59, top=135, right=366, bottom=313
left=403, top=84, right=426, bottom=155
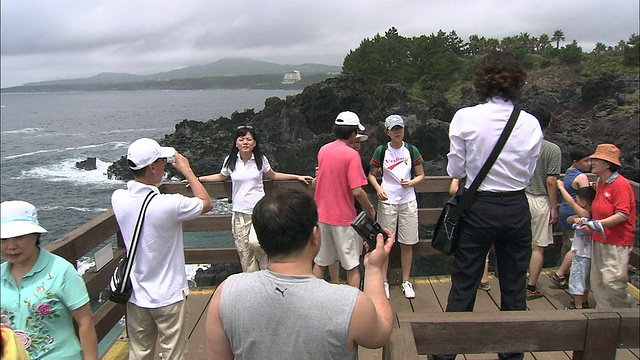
left=591, top=174, right=636, bottom=246
left=315, top=140, right=367, bottom=226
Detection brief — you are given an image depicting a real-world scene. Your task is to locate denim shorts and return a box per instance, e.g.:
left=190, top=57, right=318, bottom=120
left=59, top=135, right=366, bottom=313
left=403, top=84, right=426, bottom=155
left=569, top=255, right=591, bottom=295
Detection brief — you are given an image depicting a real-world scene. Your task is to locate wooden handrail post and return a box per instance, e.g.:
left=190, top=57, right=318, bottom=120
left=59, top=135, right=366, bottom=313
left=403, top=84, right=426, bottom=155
left=573, top=312, right=621, bottom=360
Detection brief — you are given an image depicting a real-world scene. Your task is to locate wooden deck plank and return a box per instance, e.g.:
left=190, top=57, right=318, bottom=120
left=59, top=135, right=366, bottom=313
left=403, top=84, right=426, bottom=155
left=616, top=349, right=640, bottom=360
left=429, top=275, right=453, bottom=311
left=538, top=269, right=581, bottom=310
left=389, top=283, right=414, bottom=313
left=524, top=286, right=571, bottom=360
left=409, top=278, right=442, bottom=313
left=186, top=289, right=215, bottom=360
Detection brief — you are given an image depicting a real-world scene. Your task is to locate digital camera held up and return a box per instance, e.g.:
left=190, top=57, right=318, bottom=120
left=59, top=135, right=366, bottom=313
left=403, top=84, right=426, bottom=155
left=351, top=211, right=388, bottom=252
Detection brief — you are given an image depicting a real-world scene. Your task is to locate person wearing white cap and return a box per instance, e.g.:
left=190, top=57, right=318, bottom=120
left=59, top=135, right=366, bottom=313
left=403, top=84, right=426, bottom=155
left=198, top=126, right=313, bottom=272
left=1, top=200, right=98, bottom=359
left=368, top=114, right=425, bottom=299
left=313, top=111, right=375, bottom=288
left=111, top=138, right=213, bottom=359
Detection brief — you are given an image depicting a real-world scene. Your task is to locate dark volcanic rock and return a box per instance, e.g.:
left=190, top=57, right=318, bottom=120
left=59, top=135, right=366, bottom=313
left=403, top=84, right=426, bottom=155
left=76, top=157, right=97, bottom=171
left=107, top=73, right=639, bottom=183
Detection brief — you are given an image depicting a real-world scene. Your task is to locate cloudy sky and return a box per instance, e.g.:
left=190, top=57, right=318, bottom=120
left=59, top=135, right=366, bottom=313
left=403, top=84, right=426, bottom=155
left=1, top=0, right=638, bottom=88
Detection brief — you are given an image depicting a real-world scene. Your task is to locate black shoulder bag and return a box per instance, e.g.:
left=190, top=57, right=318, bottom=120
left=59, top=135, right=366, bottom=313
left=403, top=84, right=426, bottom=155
left=432, top=106, right=521, bottom=254
left=109, top=190, right=157, bottom=304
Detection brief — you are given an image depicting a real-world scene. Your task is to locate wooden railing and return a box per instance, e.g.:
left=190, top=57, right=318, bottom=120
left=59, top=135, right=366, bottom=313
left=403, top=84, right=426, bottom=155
left=42, top=175, right=639, bottom=344
left=385, top=308, right=639, bottom=359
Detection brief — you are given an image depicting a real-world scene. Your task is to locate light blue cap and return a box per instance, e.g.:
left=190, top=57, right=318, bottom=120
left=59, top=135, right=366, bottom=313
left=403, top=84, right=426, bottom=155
left=384, top=114, right=404, bottom=130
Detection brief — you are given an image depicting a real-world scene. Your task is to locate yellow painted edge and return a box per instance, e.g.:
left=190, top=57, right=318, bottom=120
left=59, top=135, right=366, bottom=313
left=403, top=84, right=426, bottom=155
left=627, top=282, right=639, bottom=301
left=101, top=340, right=129, bottom=360
left=189, top=287, right=217, bottom=295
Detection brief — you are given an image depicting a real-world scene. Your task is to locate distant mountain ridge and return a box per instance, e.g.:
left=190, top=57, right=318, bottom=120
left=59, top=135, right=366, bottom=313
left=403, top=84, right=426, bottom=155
left=20, top=58, right=341, bottom=87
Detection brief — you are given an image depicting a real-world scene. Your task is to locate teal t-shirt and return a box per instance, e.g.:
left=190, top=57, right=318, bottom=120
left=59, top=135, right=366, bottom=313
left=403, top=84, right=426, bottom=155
left=1, top=248, right=90, bottom=359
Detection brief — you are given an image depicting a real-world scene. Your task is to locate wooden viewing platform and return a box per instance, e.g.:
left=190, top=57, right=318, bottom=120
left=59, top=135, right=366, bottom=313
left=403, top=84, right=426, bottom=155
left=41, top=176, right=639, bottom=359
left=101, top=270, right=640, bottom=360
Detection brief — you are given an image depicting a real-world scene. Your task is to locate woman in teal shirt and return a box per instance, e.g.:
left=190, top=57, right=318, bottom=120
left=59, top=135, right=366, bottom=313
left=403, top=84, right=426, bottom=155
left=1, top=201, right=98, bottom=360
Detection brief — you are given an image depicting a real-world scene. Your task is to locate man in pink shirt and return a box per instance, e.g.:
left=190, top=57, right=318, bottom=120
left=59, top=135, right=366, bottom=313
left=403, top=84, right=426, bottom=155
left=313, top=111, right=376, bottom=287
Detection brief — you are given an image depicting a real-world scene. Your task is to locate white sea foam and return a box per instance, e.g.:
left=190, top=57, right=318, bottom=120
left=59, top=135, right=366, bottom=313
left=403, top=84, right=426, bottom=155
left=2, top=127, right=44, bottom=135
left=76, top=257, right=205, bottom=284
left=99, top=128, right=164, bottom=135
left=4, top=141, right=126, bottom=160
left=40, top=205, right=109, bottom=213
left=17, top=158, right=122, bottom=186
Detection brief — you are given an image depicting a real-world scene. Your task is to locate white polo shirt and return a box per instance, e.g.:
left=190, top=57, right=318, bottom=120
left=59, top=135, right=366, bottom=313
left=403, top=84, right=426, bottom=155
left=447, top=97, right=543, bottom=192
left=111, top=180, right=203, bottom=308
left=220, top=154, right=271, bottom=214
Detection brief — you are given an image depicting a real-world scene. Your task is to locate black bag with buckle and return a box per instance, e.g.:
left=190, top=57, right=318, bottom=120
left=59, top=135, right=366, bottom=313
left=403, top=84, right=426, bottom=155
left=432, top=106, right=521, bottom=255
left=108, top=191, right=156, bottom=305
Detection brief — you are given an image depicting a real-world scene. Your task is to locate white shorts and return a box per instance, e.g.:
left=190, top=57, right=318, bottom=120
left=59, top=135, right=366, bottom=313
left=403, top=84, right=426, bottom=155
left=376, top=199, right=419, bottom=245
left=314, top=223, right=362, bottom=270
left=526, top=193, right=554, bottom=247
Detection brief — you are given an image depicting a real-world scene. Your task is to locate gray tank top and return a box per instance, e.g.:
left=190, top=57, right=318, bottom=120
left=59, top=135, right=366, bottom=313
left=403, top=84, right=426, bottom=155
left=220, top=270, right=360, bottom=360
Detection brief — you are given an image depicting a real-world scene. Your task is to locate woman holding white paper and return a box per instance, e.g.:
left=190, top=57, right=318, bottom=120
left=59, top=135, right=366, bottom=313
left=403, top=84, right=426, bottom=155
left=368, top=114, right=425, bottom=300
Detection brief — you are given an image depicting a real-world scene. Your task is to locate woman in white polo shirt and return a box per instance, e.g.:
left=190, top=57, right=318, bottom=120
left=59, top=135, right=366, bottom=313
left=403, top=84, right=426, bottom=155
left=199, top=125, right=313, bottom=272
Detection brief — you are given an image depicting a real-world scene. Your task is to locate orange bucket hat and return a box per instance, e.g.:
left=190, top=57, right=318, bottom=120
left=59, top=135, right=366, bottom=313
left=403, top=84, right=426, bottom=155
left=589, top=143, right=621, bottom=166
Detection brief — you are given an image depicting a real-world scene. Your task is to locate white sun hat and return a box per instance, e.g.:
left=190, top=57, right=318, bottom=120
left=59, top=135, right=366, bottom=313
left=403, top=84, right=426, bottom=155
left=1, top=201, right=48, bottom=239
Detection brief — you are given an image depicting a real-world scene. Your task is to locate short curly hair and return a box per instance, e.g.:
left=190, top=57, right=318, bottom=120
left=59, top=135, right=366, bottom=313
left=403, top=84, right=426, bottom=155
left=474, top=51, right=527, bottom=102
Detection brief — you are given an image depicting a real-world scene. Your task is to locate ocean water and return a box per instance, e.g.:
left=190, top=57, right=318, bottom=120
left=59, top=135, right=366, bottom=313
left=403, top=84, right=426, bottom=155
left=0, top=89, right=300, bottom=275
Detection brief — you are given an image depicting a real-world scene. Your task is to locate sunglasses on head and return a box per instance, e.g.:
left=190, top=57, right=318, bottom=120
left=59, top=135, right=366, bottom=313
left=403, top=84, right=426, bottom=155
left=237, top=125, right=254, bottom=130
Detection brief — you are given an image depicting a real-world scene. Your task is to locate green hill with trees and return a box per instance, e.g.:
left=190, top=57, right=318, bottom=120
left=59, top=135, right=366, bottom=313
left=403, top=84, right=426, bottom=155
left=342, top=27, right=639, bottom=103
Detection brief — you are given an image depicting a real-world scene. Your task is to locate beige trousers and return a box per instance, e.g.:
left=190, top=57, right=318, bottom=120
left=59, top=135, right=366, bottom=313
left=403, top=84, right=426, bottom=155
left=232, top=212, right=268, bottom=272
left=126, top=295, right=189, bottom=360
left=590, top=241, right=633, bottom=309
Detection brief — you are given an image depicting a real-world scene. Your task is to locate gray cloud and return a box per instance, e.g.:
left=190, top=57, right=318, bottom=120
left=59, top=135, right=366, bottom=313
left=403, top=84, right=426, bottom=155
left=1, top=0, right=638, bottom=87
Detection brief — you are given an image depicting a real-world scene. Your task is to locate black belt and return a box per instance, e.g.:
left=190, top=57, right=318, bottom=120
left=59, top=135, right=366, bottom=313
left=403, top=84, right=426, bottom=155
left=475, top=189, right=525, bottom=198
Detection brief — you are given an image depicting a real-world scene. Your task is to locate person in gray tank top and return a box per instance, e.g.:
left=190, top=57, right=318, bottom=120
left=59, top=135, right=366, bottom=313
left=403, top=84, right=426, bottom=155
left=206, top=189, right=395, bottom=360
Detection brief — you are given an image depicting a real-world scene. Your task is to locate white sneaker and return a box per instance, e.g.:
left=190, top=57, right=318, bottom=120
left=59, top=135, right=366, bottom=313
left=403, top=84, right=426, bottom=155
left=402, top=281, right=415, bottom=299
left=383, top=281, right=390, bottom=299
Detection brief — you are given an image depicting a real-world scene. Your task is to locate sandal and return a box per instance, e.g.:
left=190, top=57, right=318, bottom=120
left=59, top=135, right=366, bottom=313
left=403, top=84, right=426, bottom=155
left=550, top=273, right=568, bottom=289
left=479, top=281, right=491, bottom=291
left=565, top=305, right=580, bottom=310
left=570, top=300, right=590, bottom=309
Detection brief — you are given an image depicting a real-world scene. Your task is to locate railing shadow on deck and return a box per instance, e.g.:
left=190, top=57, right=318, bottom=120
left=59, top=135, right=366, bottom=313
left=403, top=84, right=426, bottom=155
left=42, top=175, right=639, bottom=344
left=385, top=308, right=639, bottom=359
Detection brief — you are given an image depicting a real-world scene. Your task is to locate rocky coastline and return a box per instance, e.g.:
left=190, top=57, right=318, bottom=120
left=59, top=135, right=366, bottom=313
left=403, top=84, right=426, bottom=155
left=105, top=72, right=638, bottom=286
left=107, top=73, right=639, bottom=183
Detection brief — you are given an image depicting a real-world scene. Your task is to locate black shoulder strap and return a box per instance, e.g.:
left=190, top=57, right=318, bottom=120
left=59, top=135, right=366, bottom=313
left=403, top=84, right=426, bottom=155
left=457, top=106, right=521, bottom=211
left=119, top=190, right=157, bottom=292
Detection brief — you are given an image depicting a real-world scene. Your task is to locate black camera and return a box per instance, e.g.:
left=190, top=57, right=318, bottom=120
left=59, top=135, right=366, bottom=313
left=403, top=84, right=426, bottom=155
left=351, top=211, right=388, bottom=251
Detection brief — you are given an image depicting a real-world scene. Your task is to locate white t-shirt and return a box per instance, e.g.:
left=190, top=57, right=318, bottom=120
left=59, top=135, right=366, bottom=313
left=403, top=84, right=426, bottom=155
left=571, top=229, right=592, bottom=259
left=220, top=153, right=271, bottom=214
left=379, top=142, right=417, bottom=205
left=111, top=180, right=203, bottom=308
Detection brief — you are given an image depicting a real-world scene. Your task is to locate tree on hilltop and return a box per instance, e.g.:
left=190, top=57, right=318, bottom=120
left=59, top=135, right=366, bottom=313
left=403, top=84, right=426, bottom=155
left=552, top=29, right=565, bottom=49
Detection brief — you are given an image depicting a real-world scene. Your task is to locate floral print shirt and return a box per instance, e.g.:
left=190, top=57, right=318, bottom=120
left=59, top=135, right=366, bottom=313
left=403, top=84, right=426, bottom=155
left=1, top=248, right=90, bottom=359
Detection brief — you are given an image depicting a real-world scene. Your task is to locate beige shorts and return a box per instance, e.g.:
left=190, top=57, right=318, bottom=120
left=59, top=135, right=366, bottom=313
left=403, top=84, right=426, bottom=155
left=314, top=223, right=362, bottom=270
left=526, top=193, right=554, bottom=247
left=376, top=200, right=419, bottom=245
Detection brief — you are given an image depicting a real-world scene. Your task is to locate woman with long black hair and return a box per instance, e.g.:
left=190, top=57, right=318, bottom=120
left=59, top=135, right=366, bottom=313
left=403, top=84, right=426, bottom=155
left=199, top=125, right=312, bottom=272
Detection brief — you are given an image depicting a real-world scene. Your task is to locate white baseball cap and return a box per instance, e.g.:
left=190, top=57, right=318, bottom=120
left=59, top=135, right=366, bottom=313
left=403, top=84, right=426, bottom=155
left=355, top=134, right=368, bottom=142
left=335, top=111, right=365, bottom=131
left=1, top=201, right=48, bottom=239
left=385, top=114, right=405, bottom=130
left=127, top=138, right=176, bottom=170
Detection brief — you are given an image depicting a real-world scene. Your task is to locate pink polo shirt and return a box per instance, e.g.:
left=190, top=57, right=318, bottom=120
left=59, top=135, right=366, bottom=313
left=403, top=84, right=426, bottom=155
left=315, top=140, right=367, bottom=226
